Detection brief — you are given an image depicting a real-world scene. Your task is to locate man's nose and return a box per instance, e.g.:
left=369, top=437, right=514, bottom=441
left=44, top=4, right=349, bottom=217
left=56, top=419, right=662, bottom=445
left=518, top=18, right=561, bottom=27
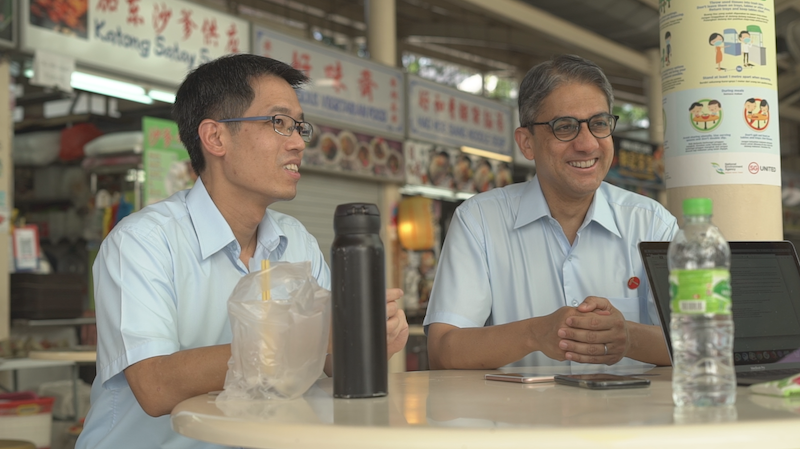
left=572, top=122, right=601, bottom=150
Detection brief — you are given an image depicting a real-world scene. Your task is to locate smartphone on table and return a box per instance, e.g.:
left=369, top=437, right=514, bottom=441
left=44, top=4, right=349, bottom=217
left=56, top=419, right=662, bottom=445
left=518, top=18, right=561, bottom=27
left=484, top=373, right=555, bottom=384
left=553, top=373, right=650, bottom=389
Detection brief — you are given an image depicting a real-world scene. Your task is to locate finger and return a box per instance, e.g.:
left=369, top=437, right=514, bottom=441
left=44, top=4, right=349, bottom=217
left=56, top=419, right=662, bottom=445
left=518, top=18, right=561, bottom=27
left=558, top=326, right=614, bottom=345
left=566, top=313, right=615, bottom=331
left=577, top=296, right=613, bottom=314
left=560, top=341, right=620, bottom=365
left=386, top=288, right=403, bottom=303
left=563, top=350, right=618, bottom=365
left=386, top=299, right=399, bottom=319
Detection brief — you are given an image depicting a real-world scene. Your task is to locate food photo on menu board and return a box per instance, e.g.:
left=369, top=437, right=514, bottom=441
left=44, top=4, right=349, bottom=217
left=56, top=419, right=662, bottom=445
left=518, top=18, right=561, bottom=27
left=30, top=0, right=89, bottom=38
left=403, top=141, right=513, bottom=194
left=303, top=123, right=404, bottom=182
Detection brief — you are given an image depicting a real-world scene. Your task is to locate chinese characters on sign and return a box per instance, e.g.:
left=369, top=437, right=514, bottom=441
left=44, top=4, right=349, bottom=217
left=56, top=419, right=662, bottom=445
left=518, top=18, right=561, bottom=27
left=24, top=0, right=250, bottom=87
left=254, top=26, right=404, bottom=136
left=407, top=76, right=512, bottom=157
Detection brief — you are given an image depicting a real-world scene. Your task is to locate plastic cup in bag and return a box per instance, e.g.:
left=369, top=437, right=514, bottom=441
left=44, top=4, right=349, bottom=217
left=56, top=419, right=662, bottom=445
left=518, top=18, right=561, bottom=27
left=217, top=261, right=331, bottom=402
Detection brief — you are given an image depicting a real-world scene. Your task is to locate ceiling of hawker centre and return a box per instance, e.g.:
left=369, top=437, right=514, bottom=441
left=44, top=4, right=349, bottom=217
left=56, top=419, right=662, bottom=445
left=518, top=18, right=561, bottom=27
left=191, top=0, right=800, bottom=115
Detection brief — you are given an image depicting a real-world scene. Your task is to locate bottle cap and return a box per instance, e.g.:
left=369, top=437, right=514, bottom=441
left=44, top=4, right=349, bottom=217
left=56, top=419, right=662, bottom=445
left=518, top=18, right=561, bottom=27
left=682, top=197, right=712, bottom=216
left=333, top=203, right=381, bottom=235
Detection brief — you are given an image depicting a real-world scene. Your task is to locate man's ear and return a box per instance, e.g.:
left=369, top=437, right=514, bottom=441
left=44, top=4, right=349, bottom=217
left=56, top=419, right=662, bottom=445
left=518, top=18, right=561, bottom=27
left=514, top=127, right=535, bottom=161
left=198, top=119, right=226, bottom=158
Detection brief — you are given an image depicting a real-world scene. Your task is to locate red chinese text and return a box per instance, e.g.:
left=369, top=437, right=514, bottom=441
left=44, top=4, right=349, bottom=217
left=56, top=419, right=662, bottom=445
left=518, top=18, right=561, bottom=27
left=97, top=0, right=119, bottom=12
left=202, top=19, right=219, bottom=46
left=226, top=24, right=240, bottom=53
left=359, top=70, right=378, bottom=101
left=152, top=2, right=172, bottom=35
left=179, top=9, right=197, bottom=40
left=291, top=51, right=312, bottom=74
left=418, top=90, right=430, bottom=111
left=127, top=0, right=144, bottom=25
left=324, top=61, right=346, bottom=93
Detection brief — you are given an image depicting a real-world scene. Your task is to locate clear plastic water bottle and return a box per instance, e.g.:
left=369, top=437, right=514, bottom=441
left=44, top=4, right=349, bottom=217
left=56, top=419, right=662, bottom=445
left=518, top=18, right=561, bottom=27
left=668, top=198, right=735, bottom=407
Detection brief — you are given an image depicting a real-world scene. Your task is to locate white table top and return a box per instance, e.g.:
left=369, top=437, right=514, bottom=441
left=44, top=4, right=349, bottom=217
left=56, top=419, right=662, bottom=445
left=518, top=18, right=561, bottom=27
left=171, top=366, right=800, bottom=449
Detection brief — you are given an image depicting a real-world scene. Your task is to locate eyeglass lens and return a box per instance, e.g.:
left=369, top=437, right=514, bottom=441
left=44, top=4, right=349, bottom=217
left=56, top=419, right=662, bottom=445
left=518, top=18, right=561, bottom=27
left=273, top=114, right=313, bottom=142
left=553, top=114, right=615, bottom=141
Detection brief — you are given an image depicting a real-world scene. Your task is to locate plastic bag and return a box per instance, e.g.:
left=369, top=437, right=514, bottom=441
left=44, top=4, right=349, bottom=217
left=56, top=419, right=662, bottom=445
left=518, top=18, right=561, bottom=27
left=217, top=261, right=331, bottom=403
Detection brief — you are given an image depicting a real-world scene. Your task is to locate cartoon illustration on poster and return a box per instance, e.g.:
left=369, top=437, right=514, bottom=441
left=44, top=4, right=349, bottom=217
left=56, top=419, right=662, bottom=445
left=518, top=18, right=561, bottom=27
left=661, top=0, right=779, bottom=188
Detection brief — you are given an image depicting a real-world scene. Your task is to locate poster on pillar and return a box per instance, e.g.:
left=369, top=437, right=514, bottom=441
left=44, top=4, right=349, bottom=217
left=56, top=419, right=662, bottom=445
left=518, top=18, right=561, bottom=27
left=253, top=26, right=404, bottom=138
left=21, top=0, right=249, bottom=87
left=660, top=0, right=780, bottom=188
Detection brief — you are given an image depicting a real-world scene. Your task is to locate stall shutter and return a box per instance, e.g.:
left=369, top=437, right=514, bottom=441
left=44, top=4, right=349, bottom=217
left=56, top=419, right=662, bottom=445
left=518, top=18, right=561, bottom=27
left=269, top=171, right=380, bottom=265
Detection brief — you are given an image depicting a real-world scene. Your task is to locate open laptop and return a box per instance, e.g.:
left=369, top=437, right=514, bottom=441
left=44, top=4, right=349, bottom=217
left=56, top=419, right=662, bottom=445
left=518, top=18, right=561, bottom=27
left=639, top=241, right=800, bottom=386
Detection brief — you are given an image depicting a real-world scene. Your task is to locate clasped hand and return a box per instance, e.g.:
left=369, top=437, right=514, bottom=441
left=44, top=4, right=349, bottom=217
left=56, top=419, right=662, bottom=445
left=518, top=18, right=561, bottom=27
left=548, top=296, right=629, bottom=365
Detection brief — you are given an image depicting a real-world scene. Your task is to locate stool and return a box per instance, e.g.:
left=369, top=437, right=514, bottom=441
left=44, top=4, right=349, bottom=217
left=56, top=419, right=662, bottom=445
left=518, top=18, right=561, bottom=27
left=0, top=441, right=36, bottom=449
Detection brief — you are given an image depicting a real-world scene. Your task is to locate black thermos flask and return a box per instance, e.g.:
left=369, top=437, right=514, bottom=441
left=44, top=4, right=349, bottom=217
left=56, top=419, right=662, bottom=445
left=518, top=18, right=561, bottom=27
left=331, top=203, right=388, bottom=398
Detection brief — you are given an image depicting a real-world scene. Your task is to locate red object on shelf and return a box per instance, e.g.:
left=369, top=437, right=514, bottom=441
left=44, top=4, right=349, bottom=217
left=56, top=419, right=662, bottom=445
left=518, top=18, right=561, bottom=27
left=60, top=123, right=103, bottom=162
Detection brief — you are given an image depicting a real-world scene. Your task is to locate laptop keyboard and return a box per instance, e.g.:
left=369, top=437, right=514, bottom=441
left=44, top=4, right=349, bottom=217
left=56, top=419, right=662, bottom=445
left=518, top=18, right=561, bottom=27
left=737, top=368, right=800, bottom=379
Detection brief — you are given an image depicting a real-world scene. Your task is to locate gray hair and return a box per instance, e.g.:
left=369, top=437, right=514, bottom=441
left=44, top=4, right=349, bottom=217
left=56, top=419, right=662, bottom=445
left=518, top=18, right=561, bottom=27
left=518, top=54, right=613, bottom=127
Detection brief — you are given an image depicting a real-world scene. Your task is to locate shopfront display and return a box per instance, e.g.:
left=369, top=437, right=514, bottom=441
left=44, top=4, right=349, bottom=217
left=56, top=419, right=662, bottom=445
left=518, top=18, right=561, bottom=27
left=606, top=136, right=665, bottom=200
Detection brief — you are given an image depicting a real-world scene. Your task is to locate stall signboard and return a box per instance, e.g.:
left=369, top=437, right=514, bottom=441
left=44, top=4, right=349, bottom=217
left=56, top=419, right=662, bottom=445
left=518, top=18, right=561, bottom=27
left=605, top=137, right=664, bottom=200
left=304, top=122, right=404, bottom=183
left=21, top=0, right=249, bottom=87
left=407, top=76, right=513, bottom=158
left=404, top=140, right=514, bottom=195
left=254, top=26, right=404, bottom=138
left=142, top=116, right=193, bottom=206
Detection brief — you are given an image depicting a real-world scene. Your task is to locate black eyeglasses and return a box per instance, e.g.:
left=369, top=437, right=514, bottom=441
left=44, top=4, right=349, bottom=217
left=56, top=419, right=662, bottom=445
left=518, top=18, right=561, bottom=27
left=523, top=113, right=618, bottom=142
left=217, top=114, right=314, bottom=142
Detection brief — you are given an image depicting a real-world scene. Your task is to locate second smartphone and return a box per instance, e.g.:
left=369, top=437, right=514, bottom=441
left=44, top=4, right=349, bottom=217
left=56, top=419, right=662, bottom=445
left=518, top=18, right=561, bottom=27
left=554, top=373, right=650, bottom=389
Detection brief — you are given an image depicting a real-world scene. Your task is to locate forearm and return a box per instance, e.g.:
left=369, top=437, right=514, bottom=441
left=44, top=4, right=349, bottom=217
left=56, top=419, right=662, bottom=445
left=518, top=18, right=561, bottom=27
left=428, top=320, right=542, bottom=370
left=624, top=322, right=671, bottom=366
left=125, top=344, right=231, bottom=417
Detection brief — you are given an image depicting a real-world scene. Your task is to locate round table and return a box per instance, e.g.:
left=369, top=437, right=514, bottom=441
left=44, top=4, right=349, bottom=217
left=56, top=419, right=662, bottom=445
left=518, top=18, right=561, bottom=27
left=171, top=366, right=800, bottom=449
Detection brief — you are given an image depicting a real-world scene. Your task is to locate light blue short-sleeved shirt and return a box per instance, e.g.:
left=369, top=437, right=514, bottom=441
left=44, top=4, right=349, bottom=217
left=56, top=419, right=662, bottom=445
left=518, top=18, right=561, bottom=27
left=423, top=176, right=678, bottom=368
left=77, top=178, right=330, bottom=449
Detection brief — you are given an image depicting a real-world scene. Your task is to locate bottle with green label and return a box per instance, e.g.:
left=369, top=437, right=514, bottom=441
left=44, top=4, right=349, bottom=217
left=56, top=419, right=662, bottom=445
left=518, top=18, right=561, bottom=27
left=667, top=197, right=735, bottom=407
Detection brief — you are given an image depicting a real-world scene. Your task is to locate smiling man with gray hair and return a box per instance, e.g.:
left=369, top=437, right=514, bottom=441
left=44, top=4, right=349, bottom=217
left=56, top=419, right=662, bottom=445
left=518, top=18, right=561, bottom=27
left=425, top=54, right=678, bottom=370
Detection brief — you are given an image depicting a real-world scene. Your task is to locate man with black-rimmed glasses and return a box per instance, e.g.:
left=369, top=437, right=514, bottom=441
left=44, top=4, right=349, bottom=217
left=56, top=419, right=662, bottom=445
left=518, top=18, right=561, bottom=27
left=425, top=54, right=677, bottom=370
left=78, top=54, right=408, bottom=449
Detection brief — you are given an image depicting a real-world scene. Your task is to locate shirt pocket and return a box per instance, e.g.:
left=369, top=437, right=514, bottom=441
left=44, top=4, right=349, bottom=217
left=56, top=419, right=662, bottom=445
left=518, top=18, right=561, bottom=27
left=606, top=297, right=640, bottom=323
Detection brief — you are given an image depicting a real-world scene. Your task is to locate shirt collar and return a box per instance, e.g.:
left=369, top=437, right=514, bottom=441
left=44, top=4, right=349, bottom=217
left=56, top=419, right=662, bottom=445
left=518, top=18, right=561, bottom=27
left=187, top=177, right=288, bottom=260
left=513, top=176, right=621, bottom=238
left=513, top=176, right=551, bottom=229
left=187, top=177, right=236, bottom=260
left=583, top=185, right=621, bottom=238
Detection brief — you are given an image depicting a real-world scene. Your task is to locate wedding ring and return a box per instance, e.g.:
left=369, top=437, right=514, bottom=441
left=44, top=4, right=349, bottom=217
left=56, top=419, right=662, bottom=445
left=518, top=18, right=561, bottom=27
left=603, top=344, right=608, bottom=355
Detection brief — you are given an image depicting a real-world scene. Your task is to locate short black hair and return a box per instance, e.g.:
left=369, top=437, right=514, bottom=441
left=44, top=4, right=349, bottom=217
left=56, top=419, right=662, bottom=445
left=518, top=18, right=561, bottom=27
left=665, top=31, right=671, bottom=39
left=173, top=54, right=309, bottom=175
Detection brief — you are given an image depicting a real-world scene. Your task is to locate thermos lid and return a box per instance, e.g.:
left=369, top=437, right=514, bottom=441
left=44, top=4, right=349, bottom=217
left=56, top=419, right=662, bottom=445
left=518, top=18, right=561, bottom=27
left=333, top=203, right=381, bottom=235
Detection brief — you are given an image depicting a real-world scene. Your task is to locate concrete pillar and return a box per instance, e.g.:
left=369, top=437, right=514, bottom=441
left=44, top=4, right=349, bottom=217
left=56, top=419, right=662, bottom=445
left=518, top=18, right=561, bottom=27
left=366, top=0, right=405, bottom=372
left=660, top=0, right=782, bottom=240
left=366, top=0, right=397, bottom=67
left=0, top=58, right=10, bottom=342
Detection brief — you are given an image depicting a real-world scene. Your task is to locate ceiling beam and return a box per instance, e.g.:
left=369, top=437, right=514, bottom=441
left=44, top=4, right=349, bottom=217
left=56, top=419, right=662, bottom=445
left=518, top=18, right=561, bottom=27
left=447, top=0, right=651, bottom=75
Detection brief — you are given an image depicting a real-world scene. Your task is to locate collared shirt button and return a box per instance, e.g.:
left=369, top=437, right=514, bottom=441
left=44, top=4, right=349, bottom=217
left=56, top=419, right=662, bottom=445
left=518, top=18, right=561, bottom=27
left=571, top=300, right=578, bottom=306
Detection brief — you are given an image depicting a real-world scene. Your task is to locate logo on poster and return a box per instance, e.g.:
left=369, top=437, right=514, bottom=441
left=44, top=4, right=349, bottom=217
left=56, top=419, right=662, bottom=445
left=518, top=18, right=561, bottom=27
left=749, top=162, right=760, bottom=174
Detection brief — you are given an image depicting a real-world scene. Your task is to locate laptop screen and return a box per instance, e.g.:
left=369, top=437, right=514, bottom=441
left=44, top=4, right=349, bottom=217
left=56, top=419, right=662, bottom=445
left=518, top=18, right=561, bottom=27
left=639, top=241, right=800, bottom=368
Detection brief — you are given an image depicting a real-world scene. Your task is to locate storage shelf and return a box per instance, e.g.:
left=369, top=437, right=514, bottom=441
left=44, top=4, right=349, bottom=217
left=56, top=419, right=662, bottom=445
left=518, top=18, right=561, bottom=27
left=12, top=317, right=96, bottom=327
